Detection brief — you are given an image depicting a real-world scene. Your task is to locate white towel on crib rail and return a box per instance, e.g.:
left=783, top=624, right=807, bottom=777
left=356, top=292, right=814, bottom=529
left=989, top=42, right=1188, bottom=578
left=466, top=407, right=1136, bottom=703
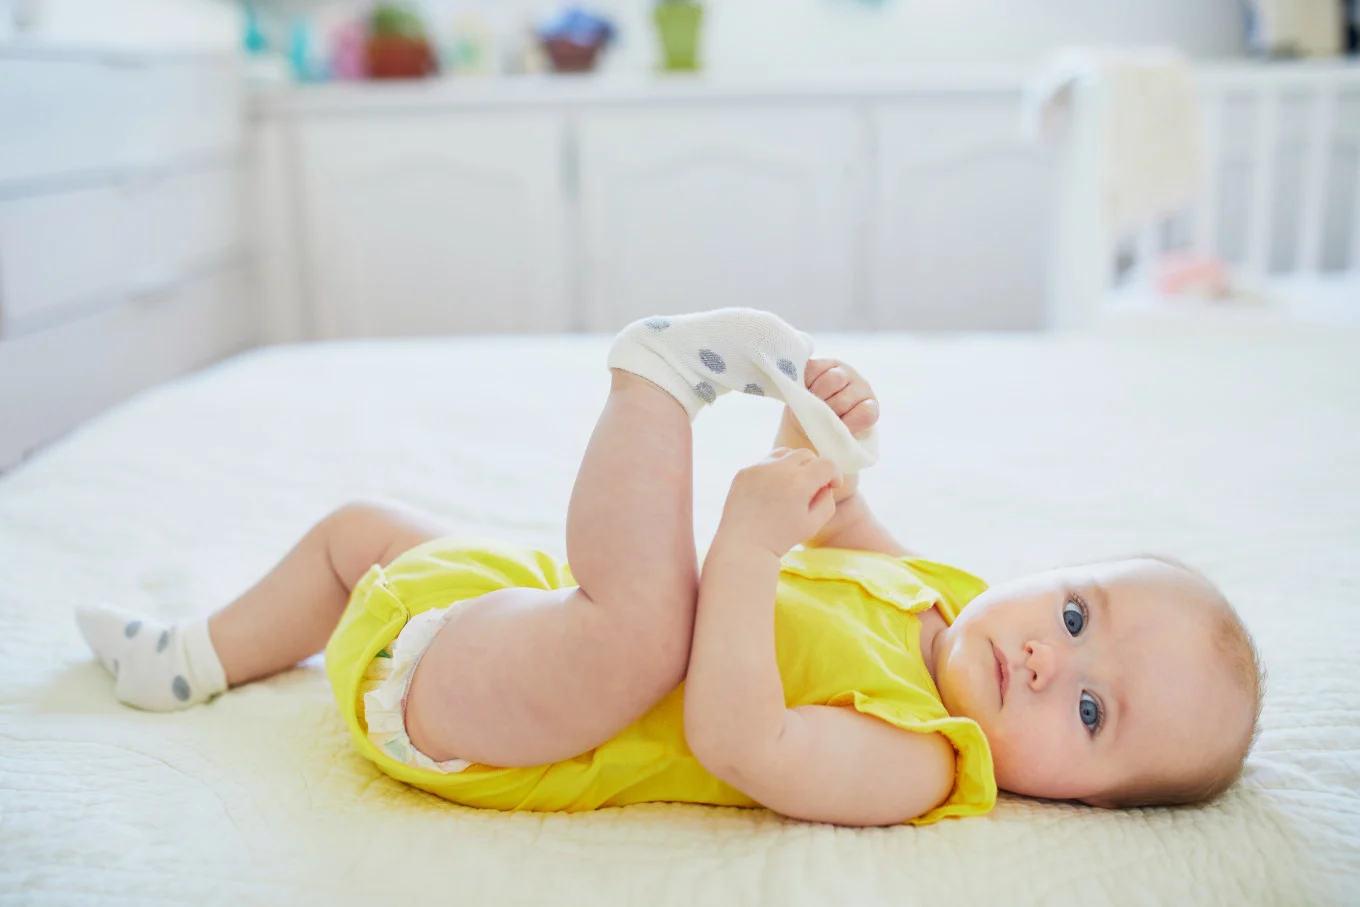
left=1024, top=47, right=1207, bottom=235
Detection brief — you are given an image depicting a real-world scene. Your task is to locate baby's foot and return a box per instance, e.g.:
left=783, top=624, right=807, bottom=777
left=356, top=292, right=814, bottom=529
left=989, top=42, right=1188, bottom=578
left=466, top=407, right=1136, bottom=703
left=75, top=605, right=227, bottom=711
left=607, top=308, right=877, bottom=472
left=608, top=308, right=816, bottom=416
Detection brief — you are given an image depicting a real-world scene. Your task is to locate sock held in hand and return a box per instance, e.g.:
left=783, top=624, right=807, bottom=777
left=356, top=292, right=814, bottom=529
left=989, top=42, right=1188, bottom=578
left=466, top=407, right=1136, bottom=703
left=75, top=605, right=227, bottom=711
left=607, top=307, right=877, bottom=473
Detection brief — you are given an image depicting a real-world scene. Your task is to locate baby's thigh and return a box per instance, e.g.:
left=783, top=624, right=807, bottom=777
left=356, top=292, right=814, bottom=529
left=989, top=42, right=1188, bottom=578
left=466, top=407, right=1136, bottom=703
left=404, top=585, right=683, bottom=768
left=325, top=500, right=449, bottom=592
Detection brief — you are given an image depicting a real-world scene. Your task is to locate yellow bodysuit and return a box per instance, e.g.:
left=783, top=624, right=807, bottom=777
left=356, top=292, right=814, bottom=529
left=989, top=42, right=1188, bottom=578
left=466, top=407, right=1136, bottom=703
left=325, top=539, right=997, bottom=826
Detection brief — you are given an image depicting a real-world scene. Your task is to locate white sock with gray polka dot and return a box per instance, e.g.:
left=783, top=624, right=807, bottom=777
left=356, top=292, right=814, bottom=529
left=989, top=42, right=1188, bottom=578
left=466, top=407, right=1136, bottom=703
left=607, top=308, right=878, bottom=473
left=75, top=605, right=227, bottom=711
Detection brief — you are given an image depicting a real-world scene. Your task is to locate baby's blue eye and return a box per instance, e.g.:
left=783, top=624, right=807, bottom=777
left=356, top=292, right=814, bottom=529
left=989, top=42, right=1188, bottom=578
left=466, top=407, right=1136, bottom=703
left=1080, top=692, right=1102, bottom=732
left=1063, top=599, right=1086, bottom=635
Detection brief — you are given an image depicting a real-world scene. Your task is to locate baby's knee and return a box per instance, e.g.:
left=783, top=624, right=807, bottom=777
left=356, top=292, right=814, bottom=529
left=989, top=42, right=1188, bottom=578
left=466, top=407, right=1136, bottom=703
left=323, top=499, right=427, bottom=590
left=624, top=608, right=694, bottom=700
left=325, top=499, right=430, bottom=555
left=327, top=499, right=400, bottom=533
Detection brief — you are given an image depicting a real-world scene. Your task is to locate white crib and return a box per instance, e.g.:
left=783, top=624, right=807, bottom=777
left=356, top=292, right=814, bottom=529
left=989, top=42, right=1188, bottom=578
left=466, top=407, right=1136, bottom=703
left=1048, top=61, right=1360, bottom=328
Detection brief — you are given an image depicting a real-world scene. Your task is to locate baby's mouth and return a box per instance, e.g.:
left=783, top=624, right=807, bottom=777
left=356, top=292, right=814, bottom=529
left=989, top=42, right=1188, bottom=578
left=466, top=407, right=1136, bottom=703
left=992, top=641, right=1009, bottom=706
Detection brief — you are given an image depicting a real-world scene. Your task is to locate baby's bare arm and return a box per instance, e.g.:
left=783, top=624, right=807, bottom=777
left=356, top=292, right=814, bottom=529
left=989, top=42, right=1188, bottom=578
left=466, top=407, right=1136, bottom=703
left=683, top=453, right=952, bottom=826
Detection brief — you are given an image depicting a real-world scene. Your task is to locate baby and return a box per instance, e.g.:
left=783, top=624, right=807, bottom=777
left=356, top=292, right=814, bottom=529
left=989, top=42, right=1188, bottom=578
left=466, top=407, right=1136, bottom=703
left=75, top=309, right=1264, bottom=826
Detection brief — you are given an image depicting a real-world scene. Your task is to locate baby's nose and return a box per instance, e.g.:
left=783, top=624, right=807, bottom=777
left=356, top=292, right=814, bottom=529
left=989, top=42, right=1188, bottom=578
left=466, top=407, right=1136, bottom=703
left=1024, top=640, right=1056, bottom=692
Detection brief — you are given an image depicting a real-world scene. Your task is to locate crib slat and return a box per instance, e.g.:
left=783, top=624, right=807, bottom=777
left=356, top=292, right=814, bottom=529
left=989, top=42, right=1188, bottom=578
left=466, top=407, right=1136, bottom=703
left=1194, top=90, right=1222, bottom=258
left=1298, top=83, right=1335, bottom=275
left=1246, top=89, right=1279, bottom=275
left=1352, top=142, right=1360, bottom=273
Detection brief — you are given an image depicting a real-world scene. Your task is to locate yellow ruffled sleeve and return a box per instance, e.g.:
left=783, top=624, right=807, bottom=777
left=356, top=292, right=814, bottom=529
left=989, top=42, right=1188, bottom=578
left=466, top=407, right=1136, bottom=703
left=902, top=557, right=989, bottom=624
left=827, top=689, right=997, bottom=826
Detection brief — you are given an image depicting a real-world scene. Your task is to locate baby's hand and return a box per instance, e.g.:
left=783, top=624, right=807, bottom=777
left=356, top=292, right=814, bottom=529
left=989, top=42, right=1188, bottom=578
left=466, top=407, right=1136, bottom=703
left=805, top=359, right=880, bottom=436
left=719, top=449, right=843, bottom=558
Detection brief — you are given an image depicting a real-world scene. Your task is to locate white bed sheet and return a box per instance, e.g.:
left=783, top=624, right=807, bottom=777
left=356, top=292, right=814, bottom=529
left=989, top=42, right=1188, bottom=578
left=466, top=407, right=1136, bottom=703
left=2, top=328, right=1358, bottom=906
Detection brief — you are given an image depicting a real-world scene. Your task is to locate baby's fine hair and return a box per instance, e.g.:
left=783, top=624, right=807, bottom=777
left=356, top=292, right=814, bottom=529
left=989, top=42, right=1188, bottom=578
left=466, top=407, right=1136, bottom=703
left=1100, top=554, right=1265, bottom=809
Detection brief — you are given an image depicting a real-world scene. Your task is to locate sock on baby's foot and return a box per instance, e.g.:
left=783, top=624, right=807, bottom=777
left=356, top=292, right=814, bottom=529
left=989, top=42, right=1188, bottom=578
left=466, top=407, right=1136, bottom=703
left=607, top=307, right=878, bottom=473
left=608, top=308, right=815, bottom=417
left=75, top=605, right=227, bottom=711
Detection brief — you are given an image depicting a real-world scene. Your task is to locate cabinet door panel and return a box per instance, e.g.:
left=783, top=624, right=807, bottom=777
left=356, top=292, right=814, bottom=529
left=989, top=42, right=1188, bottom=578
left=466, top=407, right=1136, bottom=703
left=578, top=108, right=867, bottom=332
left=299, top=115, right=569, bottom=337
left=870, top=99, right=1050, bottom=331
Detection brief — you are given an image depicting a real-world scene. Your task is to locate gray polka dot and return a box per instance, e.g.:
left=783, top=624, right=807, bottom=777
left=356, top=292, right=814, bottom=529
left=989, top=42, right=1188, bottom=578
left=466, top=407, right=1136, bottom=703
left=644, top=317, right=670, bottom=331
left=695, top=382, right=717, bottom=403
left=777, top=359, right=798, bottom=380
left=124, top=621, right=142, bottom=639
left=112, top=659, right=119, bottom=675
left=743, top=383, right=765, bottom=396
left=699, top=349, right=726, bottom=374
left=157, top=630, right=170, bottom=653
left=172, top=676, right=191, bottom=702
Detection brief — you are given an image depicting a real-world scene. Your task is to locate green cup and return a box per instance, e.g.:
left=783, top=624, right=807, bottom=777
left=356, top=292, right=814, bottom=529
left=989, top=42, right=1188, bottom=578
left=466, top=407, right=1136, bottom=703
left=654, top=3, right=704, bottom=72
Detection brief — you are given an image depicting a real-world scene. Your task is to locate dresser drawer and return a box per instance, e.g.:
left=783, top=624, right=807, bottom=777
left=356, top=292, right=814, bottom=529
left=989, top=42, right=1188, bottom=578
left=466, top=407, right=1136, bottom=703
left=0, top=183, right=133, bottom=334
left=0, top=165, right=243, bottom=336
left=129, top=167, right=244, bottom=295
left=0, top=56, right=123, bottom=184
left=0, top=264, right=255, bottom=470
left=0, top=54, right=243, bottom=188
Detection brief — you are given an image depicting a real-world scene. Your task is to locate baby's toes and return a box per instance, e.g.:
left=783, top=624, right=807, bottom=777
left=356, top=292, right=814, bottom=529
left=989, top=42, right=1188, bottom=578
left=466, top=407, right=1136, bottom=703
left=809, top=364, right=852, bottom=400
left=841, top=398, right=880, bottom=435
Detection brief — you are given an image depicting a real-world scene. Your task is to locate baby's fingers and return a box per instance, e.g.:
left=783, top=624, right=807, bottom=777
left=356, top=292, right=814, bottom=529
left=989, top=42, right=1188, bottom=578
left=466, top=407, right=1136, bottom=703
left=808, top=482, right=838, bottom=526
left=801, top=455, right=843, bottom=493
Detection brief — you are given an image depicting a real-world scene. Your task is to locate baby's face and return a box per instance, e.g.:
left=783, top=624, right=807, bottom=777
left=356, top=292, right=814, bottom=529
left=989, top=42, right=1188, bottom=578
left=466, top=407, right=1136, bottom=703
left=931, top=558, right=1250, bottom=804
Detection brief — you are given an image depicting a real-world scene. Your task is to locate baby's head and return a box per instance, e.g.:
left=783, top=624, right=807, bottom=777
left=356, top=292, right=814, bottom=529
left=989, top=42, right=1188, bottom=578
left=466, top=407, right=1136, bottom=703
left=931, top=556, right=1263, bottom=808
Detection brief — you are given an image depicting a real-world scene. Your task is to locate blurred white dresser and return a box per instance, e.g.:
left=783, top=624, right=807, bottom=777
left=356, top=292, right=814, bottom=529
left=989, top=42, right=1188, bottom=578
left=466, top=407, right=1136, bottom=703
left=254, top=70, right=1359, bottom=343
left=0, top=47, right=255, bottom=470
left=252, top=74, right=1054, bottom=342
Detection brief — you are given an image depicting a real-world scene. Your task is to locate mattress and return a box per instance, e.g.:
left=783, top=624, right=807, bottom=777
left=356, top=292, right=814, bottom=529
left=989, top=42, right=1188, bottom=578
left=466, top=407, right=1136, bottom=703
left=2, top=326, right=1357, bottom=906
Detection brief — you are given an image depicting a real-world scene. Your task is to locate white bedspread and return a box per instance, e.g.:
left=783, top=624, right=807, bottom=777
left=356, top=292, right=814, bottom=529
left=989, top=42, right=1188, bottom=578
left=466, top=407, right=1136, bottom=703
left=2, top=328, right=1358, bottom=905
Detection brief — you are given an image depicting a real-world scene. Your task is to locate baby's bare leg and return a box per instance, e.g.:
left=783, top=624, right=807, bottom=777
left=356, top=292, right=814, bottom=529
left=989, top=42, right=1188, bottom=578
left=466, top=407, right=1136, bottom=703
left=564, top=371, right=699, bottom=645
left=208, top=501, right=446, bottom=685
left=75, top=500, right=443, bottom=710
left=405, top=370, right=699, bottom=767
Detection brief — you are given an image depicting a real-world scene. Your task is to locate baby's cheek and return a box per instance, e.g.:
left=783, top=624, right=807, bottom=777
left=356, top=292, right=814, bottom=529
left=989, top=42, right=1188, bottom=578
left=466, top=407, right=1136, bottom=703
left=986, top=730, right=1033, bottom=790
left=989, top=709, right=1074, bottom=794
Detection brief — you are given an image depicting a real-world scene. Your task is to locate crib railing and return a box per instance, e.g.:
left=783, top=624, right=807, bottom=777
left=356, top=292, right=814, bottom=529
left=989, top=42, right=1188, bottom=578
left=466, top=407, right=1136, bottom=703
left=1049, top=61, right=1360, bottom=327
